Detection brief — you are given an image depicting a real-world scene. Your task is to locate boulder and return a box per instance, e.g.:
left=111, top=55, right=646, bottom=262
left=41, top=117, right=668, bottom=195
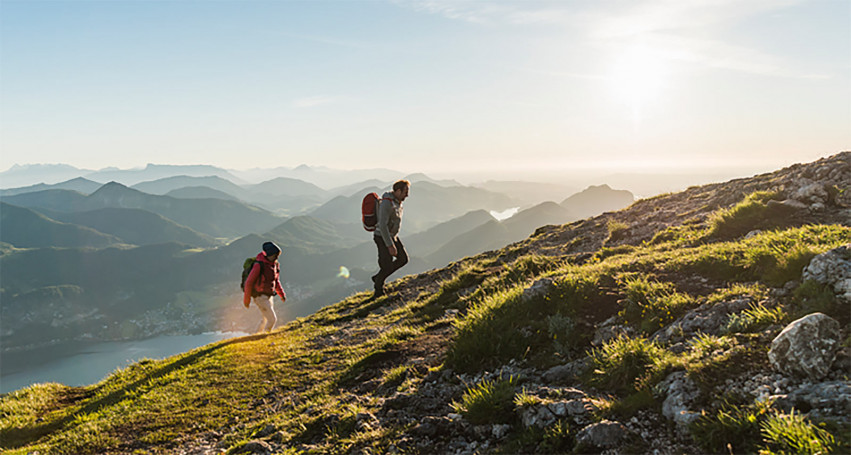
left=575, top=420, right=630, bottom=450
left=802, top=244, right=851, bottom=304
left=768, top=313, right=840, bottom=380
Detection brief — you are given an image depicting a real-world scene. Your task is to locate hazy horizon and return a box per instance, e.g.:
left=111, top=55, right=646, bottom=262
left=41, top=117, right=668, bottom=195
left=1, top=1, right=848, bottom=174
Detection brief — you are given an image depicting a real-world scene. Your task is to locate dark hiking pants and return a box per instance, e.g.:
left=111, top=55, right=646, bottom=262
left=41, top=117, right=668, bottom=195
left=373, top=236, right=408, bottom=292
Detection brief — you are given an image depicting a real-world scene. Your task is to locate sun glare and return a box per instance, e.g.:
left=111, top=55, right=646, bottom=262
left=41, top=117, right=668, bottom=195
left=608, top=44, right=669, bottom=129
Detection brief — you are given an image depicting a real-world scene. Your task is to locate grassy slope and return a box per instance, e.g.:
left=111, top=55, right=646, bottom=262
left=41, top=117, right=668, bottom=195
left=2, top=163, right=849, bottom=454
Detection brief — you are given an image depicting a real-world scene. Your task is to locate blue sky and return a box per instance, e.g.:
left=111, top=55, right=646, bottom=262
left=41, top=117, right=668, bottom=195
left=1, top=0, right=849, bottom=177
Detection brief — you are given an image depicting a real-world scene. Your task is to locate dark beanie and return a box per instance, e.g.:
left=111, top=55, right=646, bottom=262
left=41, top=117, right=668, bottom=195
left=262, top=241, right=281, bottom=256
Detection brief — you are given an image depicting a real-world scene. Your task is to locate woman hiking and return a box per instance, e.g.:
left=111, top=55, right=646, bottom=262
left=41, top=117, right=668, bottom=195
left=242, top=241, right=287, bottom=333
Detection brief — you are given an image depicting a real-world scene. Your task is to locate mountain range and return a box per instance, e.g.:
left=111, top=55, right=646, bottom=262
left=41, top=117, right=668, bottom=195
left=0, top=168, right=635, bottom=352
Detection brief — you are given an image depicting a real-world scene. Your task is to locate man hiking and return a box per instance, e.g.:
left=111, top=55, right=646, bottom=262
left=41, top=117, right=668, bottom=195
left=243, top=241, right=287, bottom=333
left=370, top=179, right=411, bottom=300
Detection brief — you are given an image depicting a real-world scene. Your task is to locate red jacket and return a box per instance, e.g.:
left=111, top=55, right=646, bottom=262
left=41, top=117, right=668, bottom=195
left=243, top=252, right=286, bottom=306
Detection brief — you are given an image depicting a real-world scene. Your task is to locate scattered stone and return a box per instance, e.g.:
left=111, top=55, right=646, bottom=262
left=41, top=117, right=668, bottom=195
left=768, top=313, right=841, bottom=380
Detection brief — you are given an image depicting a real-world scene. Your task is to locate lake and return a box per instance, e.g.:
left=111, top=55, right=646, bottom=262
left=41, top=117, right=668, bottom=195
left=0, top=331, right=248, bottom=394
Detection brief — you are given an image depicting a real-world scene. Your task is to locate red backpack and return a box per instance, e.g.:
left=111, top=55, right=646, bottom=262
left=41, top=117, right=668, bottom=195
left=361, top=192, right=392, bottom=231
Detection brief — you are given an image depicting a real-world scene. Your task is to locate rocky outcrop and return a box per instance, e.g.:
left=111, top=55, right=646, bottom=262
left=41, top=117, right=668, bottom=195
left=768, top=313, right=841, bottom=380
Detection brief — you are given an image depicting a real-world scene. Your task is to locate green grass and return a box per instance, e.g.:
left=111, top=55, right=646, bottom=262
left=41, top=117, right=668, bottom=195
left=690, top=399, right=774, bottom=454
left=661, top=224, right=848, bottom=286
left=760, top=410, right=837, bottom=454
left=707, top=190, right=784, bottom=240
left=618, top=275, right=696, bottom=333
left=586, top=335, right=675, bottom=395
left=450, top=375, right=518, bottom=425
left=722, top=302, right=787, bottom=334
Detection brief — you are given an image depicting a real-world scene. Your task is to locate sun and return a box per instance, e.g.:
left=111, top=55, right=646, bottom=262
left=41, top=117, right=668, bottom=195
left=607, top=44, right=669, bottom=128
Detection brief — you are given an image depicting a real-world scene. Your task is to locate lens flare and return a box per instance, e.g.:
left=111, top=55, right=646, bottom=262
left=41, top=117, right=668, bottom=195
left=337, top=266, right=350, bottom=279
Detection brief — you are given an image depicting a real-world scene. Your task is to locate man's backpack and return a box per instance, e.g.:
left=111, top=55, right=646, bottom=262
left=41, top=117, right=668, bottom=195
left=240, top=258, right=263, bottom=296
left=362, top=192, right=380, bottom=231
left=362, top=192, right=392, bottom=232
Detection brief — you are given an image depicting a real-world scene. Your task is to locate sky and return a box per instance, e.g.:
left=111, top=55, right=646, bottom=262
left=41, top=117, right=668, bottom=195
left=1, top=0, right=849, bottom=178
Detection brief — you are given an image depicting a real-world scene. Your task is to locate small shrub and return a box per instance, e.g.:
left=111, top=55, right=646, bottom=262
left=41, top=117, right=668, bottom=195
left=760, top=410, right=836, bottom=454
left=690, top=399, right=773, bottom=454
left=451, top=376, right=518, bottom=425
left=722, top=303, right=787, bottom=334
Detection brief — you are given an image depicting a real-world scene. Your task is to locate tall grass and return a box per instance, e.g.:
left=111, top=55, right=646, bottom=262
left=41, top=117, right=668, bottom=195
left=761, top=410, right=836, bottom=454
left=586, top=335, right=674, bottom=394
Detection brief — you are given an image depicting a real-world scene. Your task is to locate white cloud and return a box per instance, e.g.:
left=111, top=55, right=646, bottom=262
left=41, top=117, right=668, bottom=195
left=397, top=0, right=824, bottom=79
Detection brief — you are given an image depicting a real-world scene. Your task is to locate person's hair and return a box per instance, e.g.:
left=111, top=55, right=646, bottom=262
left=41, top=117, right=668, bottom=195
left=393, top=179, right=411, bottom=192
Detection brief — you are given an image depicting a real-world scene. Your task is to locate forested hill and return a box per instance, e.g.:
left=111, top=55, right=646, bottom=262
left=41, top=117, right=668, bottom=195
left=1, top=152, right=849, bottom=454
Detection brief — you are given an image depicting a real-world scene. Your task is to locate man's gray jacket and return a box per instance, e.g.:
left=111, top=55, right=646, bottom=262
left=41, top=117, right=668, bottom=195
left=375, top=191, right=403, bottom=247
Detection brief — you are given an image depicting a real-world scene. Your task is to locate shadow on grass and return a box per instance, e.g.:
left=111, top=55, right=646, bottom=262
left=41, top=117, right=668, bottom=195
left=0, top=332, right=273, bottom=450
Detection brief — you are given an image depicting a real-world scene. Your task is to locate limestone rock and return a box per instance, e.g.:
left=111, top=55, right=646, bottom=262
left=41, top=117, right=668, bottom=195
left=768, top=313, right=840, bottom=380
left=659, top=371, right=701, bottom=429
left=771, top=380, right=851, bottom=425
left=802, top=244, right=851, bottom=304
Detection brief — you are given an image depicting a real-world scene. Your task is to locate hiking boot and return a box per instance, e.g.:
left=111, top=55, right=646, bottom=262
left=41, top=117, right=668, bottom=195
left=372, top=287, right=385, bottom=299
